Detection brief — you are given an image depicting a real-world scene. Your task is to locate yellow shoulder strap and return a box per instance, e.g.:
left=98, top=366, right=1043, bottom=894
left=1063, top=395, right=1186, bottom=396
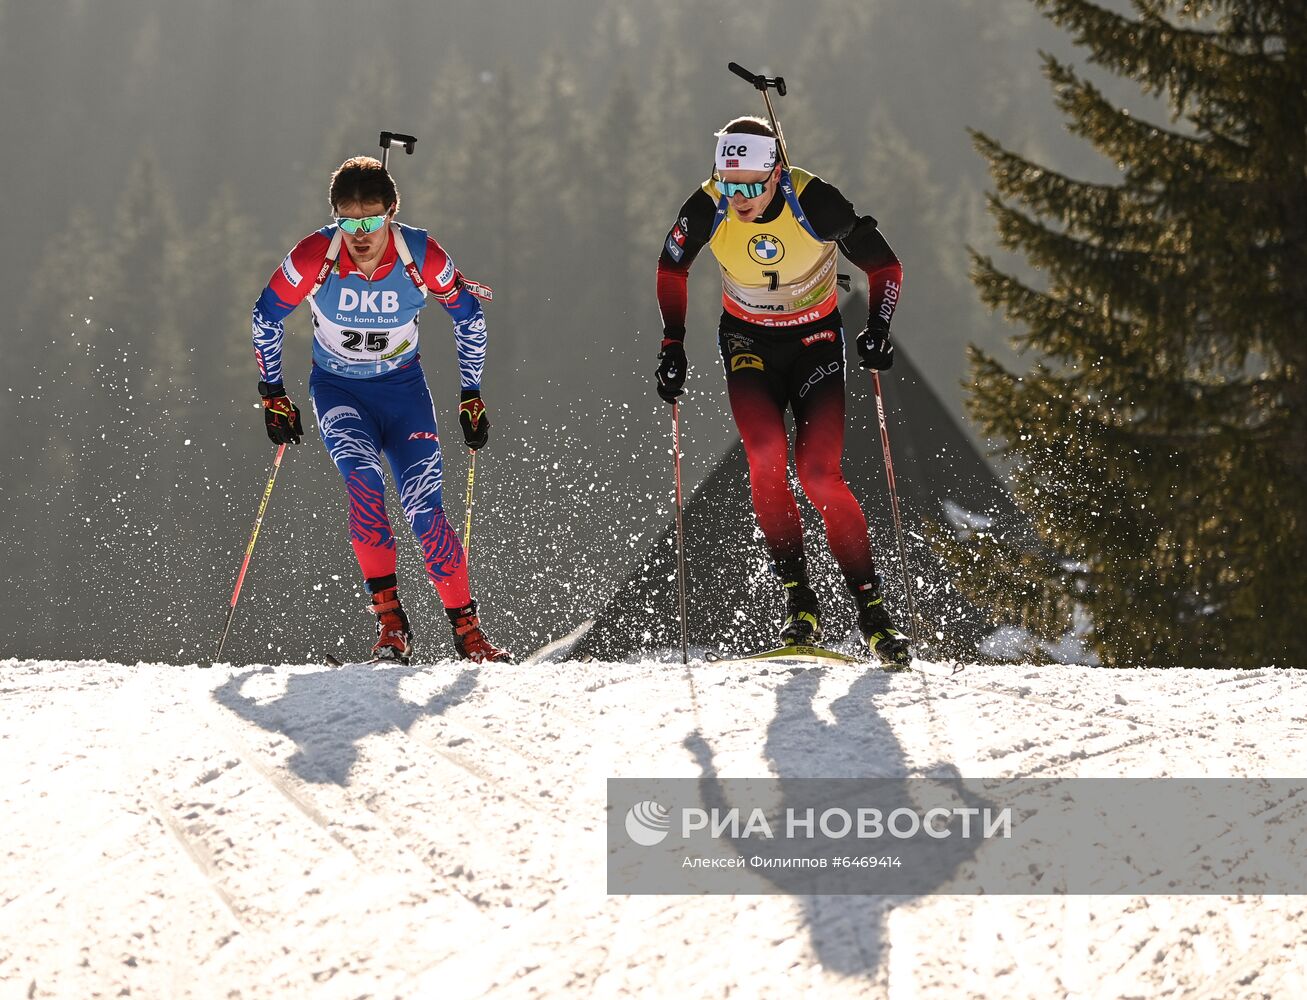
left=787, top=166, right=815, bottom=195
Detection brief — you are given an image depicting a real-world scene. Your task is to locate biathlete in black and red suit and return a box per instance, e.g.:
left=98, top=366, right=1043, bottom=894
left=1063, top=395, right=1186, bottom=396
left=654, top=115, right=911, bottom=666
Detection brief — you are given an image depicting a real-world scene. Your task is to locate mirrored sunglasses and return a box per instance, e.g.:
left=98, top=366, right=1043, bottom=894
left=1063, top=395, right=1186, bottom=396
left=334, top=214, right=389, bottom=235
left=718, top=178, right=769, bottom=199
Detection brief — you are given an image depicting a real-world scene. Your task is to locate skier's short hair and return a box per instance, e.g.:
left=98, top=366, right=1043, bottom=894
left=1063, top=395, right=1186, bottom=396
left=329, top=156, right=400, bottom=212
left=715, top=116, right=775, bottom=139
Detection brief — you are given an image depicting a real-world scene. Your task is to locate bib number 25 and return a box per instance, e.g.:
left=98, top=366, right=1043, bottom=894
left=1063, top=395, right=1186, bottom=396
left=341, top=330, right=390, bottom=353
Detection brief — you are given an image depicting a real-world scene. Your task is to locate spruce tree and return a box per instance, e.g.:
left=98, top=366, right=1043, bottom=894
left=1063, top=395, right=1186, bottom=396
left=949, top=0, right=1306, bottom=667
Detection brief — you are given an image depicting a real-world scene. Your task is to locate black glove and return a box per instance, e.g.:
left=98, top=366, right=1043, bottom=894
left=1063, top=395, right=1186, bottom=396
left=856, top=326, right=895, bottom=370
left=656, top=340, right=687, bottom=403
left=259, top=381, right=303, bottom=444
left=459, top=390, right=490, bottom=450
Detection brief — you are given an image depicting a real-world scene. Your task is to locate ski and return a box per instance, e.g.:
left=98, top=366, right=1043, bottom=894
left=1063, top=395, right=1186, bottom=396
left=705, top=644, right=866, bottom=666
left=324, top=653, right=409, bottom=668
left=323, top=653, right=519, bottom=667
left=906, top=658, right=966, bottom=678
left=703, top=644, right=964, bottom=676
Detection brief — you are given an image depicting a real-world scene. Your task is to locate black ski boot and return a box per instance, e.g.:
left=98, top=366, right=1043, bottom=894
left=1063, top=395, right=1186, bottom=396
left=851, top=577, right=911, bottom=669
left=446, top=601, right=515, bottom=663
left=779, top=580, right=822, bottom=646
left=369, top=586, right=412, bottom=664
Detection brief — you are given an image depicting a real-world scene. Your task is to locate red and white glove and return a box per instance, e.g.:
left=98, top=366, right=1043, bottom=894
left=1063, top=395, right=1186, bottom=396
left=258, top=381, right=303, bottom=445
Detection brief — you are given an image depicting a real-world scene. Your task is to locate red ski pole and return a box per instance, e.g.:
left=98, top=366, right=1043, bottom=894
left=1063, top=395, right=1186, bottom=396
left=208, top=444, right=288, bottom=665
left=672, top=401, right=690, bottom=665
left=870, top=372, right=919, bottom=643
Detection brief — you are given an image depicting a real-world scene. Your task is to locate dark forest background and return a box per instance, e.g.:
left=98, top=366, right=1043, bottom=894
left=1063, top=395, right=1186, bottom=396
left=0, top=0, right=1098, bottom=663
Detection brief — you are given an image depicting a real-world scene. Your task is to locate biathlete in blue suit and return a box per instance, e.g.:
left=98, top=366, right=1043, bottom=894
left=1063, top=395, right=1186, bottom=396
left=252, top=155, right=511, bottom=663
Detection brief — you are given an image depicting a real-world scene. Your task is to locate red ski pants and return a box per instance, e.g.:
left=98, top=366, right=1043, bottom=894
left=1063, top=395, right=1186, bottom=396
left=718, top=321, right=876, bottom=586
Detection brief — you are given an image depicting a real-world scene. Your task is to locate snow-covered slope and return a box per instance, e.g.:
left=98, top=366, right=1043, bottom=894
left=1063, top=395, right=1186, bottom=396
left=2, top=658, right=1304, bottom=998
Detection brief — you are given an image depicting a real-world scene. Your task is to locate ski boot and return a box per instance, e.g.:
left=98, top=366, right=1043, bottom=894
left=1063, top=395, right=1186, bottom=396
left=851, top=577, right=912, bottom=670
left=369, top=586, right=413, bottom=664
left=779, top=580, right=822, bottom=646
left=446, top=601, right=514, bottom=663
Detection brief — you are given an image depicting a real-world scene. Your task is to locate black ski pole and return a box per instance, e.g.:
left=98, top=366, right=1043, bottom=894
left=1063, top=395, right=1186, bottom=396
left=672, top=401, right=690, bottom=665
left=870, top=372, right=920, bottom=643
left=729, top=64, right=853, bottom=294
left=380, top=129, right=482, bottom=566
left=207, top=443, right=289, bottom=666
left=727, top=62, right=791, bottom=168
left=378, top=130, right=417, bottom=170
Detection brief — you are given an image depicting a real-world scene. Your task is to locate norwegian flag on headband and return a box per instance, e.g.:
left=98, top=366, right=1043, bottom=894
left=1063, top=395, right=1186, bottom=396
left=714, top=132, right=777, bottom=173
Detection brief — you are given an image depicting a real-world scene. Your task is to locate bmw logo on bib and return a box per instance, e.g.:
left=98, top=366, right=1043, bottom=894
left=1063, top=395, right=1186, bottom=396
left=748, top=234, right=785, bottom=265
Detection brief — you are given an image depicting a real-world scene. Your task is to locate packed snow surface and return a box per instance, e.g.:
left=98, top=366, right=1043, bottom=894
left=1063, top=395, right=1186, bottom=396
left=2, top=658, right=1305, bottom=998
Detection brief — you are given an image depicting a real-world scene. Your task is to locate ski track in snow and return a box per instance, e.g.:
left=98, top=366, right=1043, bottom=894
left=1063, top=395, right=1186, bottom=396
left=1, top=658, right=1305, bottom=999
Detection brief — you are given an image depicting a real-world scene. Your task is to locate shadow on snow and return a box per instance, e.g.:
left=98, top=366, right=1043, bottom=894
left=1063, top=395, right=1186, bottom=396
left=212, top=664, right=479, bottom=786
left=686, top=667, right=986, bottom=977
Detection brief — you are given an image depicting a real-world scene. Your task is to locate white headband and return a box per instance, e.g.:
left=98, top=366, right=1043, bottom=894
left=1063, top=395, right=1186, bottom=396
left=715, top=133, right=778, bottom=173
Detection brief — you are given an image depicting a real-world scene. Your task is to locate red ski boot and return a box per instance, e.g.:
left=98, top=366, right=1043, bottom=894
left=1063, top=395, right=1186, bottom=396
left=369, top=586, right=412, bottom=664
left=446, top=601, right=514, bottom=663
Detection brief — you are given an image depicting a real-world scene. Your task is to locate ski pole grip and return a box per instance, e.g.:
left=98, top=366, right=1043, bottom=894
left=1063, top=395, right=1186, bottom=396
left=728, top=62, right=763, bottom=88
left=379, top=131, right=418, bottom=154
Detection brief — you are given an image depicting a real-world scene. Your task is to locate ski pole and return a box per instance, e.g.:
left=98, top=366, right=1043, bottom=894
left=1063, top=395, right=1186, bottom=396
left=728, top=65, right=852, bottom=295
left=378, top=130, right=417, bottom=170
left=209, top=443, right=288, bottom=666
left=870, top=372, right=920, bottom=643
left=671, top=401, right=690, bottom=665
left=727, top=62, right=791, bottom=168
left=462, top=449, right=477, bottom=559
